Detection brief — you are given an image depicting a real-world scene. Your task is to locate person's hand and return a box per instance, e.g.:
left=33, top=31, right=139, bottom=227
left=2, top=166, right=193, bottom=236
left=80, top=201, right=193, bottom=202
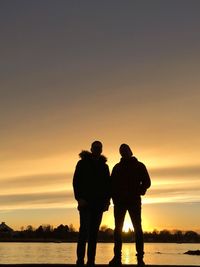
left=139, top=187, right=147, bottom=196
left=78, top=199, right=88, bottom=210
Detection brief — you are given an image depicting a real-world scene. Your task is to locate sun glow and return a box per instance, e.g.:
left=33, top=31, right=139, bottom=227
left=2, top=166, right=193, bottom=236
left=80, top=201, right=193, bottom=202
left=122, top=214, right=133, bottom=233
left=121, top=212, right=152, bottom=233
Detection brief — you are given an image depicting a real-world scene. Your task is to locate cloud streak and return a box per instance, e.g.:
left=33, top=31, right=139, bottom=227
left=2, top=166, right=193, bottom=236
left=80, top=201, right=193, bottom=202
left=0, top=175, right=199, bottom=211
left=145, top=183, right=200, bottom=204
left=1, top=172, right=72, bottom=186
left=0, top=172, right=73, bottom=193
left=0, top=173, right=75, bottom=210
left=0, top=190, right=75, bottom=210
left=150, top=165, right=200, bottom=178
left=0, top=164, right=199, bottom=211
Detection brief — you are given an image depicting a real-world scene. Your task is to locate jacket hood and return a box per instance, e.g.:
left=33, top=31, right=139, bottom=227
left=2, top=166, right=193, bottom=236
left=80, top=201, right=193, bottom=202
left=79, top=150, right=107, bottom=162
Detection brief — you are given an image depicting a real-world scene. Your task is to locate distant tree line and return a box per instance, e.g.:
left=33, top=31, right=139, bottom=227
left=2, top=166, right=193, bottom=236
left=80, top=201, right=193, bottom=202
left=97, top=227, right=200, bottom=243
left=0, top=224, right=199, bottom=243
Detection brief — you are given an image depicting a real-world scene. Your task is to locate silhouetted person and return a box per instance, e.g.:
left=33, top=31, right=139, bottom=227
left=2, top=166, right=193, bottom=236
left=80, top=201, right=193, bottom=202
left=109, top=144, right=151, bottom=267
left=73, top=141, right=110, bottom=267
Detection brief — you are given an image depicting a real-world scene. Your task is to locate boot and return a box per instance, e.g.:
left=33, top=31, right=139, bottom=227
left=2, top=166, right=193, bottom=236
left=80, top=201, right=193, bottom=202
left=86, top=262, right=95, bottom=267
left=109, top=256, right=122, bottom=267
left=76, top=259, right=84, bottom=267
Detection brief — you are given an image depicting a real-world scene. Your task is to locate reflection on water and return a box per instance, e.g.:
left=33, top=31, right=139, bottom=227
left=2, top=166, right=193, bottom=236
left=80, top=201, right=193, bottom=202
left=0, top=242, right=199, bottom=265
left=123, top=245, right=132, bottom=265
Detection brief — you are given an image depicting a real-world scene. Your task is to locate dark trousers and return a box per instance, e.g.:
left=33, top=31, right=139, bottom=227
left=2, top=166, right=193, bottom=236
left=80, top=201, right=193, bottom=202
left=77, top=207, right=103, bottom=264
left=113, top=202, right=144, bottom=259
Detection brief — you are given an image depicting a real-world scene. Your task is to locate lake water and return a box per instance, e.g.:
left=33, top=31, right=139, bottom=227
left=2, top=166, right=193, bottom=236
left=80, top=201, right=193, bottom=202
left=0, top=243, right=199, bottom=265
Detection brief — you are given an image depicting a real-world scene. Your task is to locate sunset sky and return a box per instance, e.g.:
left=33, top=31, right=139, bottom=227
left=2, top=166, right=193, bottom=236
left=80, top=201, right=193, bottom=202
left=1, top=1, right=200, bottom=232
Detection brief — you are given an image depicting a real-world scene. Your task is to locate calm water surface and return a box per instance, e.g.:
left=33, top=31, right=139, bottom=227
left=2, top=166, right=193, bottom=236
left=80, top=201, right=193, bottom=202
left=0, top=243, right=199, bottom=265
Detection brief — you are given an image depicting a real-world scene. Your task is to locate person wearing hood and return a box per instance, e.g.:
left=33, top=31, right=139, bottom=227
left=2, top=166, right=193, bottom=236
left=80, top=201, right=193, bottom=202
left=109, top=144, right=151, bottom=267
left=73, top=141, right=110, bottom=267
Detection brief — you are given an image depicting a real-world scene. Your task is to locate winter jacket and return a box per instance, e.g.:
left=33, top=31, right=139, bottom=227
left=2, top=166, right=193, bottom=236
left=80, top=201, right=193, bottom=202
left=111, top=156, right=151, bottom=205
left=73, top=151, right=111, bottom=209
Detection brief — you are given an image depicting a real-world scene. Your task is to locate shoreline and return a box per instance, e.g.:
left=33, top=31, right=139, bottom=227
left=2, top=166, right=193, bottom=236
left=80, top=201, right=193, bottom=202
left=0, top=265, right=199, bottom=267
left=0, top=240, right=199, bottom=244
left=0, top=264, right=199, bottom=267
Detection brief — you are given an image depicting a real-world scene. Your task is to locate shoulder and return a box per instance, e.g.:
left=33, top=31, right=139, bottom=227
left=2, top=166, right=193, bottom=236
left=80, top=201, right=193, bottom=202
left=112, top=162, right=120, bottom=171
left=79, top=150, right=92, bottom=160
left=76, top=151, right=92, bottom=166
left=137, top=161, right=145, bottom=167
left=136, top=159, right=145, bottom=167
left=105, top=163, right=109, bottom=168
left=99, top=155, right=108, bottom=163
left=76, top=160, right=84, bottom=168
left=137, top=161, right=147, bottom=171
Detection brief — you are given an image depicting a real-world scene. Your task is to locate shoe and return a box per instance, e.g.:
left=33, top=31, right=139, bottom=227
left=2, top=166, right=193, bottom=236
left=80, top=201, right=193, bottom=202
left=86, top=262, right=95, bottom=267
left=137, top=259, right=145, bottom=267
left=109, top=257, right=122, bottom=267
left=76, top=260, right=84, bottom=267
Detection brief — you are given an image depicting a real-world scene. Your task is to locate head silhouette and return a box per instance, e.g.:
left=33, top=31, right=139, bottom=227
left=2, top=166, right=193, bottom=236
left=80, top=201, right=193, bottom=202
left=119, top=144, right=133, bottom=159
left=91, top=141, right=103, bottom=157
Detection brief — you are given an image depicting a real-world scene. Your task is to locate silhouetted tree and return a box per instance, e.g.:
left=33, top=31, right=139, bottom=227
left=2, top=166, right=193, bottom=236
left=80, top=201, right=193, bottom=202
left=1, top=224, right=199, bottom=243
left=159, top=230, right=172, bottom=242
left=173, top=230, right=183, bottom=242
left=53, top=224, right=69, bottom=239
left=26, top=225, right=34, bottom=232
left=69, top=224, right=76, bottom=232
left=35, top=225, right=44, bottom=237
left=184, top=231, right=199, bottom=242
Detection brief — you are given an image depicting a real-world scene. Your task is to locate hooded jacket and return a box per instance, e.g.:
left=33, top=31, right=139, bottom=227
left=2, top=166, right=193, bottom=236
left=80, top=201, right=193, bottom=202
left=73, top=151, right=111, bottom=209
left=111, top=156, right=151, bottom=205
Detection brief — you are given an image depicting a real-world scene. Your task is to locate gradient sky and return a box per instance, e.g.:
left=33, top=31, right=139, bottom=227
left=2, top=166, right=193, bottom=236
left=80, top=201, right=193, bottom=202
left=1, top=0, right=200, bottom=232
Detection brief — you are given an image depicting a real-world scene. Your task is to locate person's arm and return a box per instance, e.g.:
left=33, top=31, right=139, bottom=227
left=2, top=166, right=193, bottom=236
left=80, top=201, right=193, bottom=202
left=102, top=164, right=111, bottom=211
left=110, top=165, right=118, bottom=200
left=139, top=164, right=151, bottom=195
left=73, top=161, right=88, bottom=208
left=73, top=161, right=82, bottom=200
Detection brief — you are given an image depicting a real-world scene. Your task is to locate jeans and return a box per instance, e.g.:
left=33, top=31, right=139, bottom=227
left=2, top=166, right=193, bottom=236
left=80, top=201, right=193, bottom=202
left=77, top=207, right=103, bottom=264
left=113, top=202, right=144, bottom=259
